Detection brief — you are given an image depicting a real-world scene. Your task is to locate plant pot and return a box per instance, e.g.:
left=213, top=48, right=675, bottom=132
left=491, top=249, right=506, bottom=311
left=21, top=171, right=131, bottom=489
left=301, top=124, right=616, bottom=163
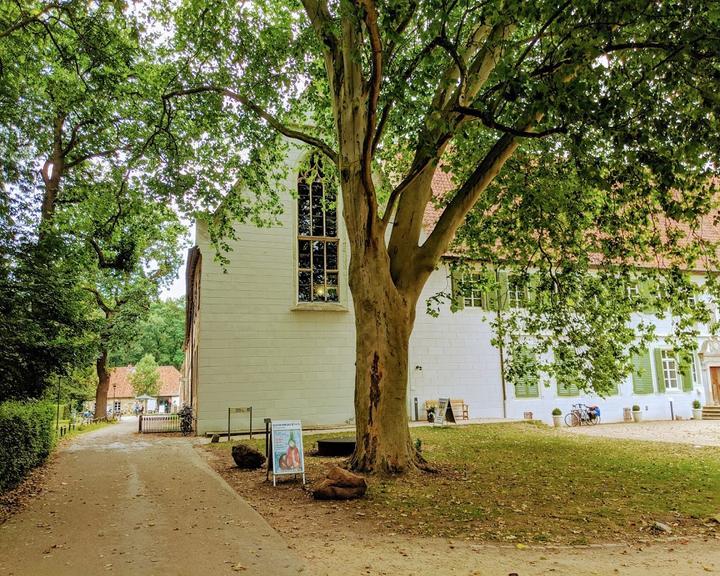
left=693, top=408, right=703, bottom=421
left=632, top=410, right=642, bottom=423
left=552, top=415, right=563, bottom=427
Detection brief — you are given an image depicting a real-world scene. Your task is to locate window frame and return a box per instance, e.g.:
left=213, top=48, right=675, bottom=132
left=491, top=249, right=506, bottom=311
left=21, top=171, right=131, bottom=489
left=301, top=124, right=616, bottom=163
left=462, top=272, right=485, bottom=308
left=507, top=278, right=528, bottom=309
left=660, top=350, right=681, bottom=391
left=296, top=162, right=340, bottom=305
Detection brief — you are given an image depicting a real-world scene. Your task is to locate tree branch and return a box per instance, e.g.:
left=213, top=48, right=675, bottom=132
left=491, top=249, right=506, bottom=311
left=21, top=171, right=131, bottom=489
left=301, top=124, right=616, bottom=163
left=454, top=106, right=566, bottom=137
left=359, top=0, right=382, bottom=196
left=0, top=2, right=65, bottom=39
left=61, top=119, right=96, bottom=156
left=83, top=286, right=113, bottom=315
left=65, top=147, right=125, bottom=169
left=372, top=36, right=444, bottom=154
left=162, top=86, right=338, bottom=165
left=418, top=131, right=522, bottom=269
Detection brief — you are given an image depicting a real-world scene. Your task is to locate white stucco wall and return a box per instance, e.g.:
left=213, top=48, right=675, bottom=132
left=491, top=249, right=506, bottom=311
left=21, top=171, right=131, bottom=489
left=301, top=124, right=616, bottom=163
left=194, top=146, right=357, bottom=434
left=410, top=264, right=504, bottom=420
left=193, top=144, right=715, bottom=432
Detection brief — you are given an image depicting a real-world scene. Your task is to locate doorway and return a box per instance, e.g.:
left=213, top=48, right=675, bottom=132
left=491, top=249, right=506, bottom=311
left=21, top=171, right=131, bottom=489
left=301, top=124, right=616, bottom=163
left=710, top=366, right=720, bottom=406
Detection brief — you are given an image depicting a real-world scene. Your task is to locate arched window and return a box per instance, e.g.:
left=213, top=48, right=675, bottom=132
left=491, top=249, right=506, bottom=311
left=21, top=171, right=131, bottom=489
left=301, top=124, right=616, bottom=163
left=297, top=158, right=339, bottom=302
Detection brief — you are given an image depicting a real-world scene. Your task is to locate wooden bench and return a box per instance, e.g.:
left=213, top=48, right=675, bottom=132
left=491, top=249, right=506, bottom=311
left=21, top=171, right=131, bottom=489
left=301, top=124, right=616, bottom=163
left=450, top=399, right=469, bottom=420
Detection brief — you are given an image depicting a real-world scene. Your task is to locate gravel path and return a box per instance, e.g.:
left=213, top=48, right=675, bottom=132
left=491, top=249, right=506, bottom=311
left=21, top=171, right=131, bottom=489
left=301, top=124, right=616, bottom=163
left=560, top=419, right=720, bottom=446
left=0, top=418, right=303, bottom=576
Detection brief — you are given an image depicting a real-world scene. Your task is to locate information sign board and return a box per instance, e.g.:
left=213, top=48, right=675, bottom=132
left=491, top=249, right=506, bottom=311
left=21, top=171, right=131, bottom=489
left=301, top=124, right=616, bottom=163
left=270, top=420, right=305, bottom=486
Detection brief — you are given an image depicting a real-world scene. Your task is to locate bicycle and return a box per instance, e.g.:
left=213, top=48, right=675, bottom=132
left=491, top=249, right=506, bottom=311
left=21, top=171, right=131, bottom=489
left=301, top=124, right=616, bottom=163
left=179, top=404, right=194, bottom=436
left=564, top=403, right=601, bottom=427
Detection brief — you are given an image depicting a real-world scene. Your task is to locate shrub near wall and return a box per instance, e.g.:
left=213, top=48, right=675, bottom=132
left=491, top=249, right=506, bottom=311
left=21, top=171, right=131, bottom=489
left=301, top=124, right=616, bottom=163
left=0, top=401, right=55, bottom=492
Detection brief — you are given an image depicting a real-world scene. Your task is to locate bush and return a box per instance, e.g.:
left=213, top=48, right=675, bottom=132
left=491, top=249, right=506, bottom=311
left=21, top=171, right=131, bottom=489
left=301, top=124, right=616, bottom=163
left=692, top=399, right=702, bottom=409
left=552, top=408, right=562, bottom=416
left=0, top=401, right=55, bottom=492
left=632, top=404, right=641, bottom=412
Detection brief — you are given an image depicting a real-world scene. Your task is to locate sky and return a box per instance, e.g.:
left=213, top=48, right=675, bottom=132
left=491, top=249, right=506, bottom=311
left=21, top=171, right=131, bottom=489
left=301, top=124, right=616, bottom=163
left=160, top=220, right=193, bottom=300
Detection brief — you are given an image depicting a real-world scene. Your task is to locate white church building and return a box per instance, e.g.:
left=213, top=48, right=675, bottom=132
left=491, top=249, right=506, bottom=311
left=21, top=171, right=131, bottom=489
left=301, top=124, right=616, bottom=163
left=182, top=145, right=720, bottom=435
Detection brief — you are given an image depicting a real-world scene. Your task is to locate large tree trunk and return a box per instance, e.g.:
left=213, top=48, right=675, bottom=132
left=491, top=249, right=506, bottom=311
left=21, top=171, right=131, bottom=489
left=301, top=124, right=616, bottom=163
left=347, top=244, right=422, bottom=474
left=94, top=348, right=110, bottom=420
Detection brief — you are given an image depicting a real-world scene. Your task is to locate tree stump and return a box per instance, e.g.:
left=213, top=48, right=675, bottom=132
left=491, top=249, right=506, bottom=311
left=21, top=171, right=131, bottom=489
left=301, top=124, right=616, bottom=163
left=312, top=466, right=367, bottom=500
left=231, top=444, right=266, bottom=469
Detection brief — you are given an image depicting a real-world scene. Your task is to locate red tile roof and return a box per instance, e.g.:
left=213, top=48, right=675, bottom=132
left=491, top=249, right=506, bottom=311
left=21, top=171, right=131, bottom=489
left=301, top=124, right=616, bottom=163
left=108, top=366, right=181, bottom=399
left=423, top=170, right=720, bottom=271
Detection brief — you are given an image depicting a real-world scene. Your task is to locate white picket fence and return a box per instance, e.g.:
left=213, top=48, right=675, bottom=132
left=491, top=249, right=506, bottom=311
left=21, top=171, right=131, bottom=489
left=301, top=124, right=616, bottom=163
left=139, top=414, right=180, bottom=433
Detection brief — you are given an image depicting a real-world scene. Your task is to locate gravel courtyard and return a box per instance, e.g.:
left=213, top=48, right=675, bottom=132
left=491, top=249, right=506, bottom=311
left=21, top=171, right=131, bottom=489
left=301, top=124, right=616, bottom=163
left=561, top=419, right=720, bottom=446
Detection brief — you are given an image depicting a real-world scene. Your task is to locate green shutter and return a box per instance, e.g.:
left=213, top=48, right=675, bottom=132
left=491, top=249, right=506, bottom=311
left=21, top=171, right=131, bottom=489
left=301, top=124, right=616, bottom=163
left=638, top=279, right=659, bottom=314
left=527, top=274, right=543, bottom=306
left=631, top=352, right=654, bottom=394
left=512, top=347, right=539, bottom=398
left=497, top=271, right=509, bottom=311
left=450, top=269, right=464, bottom=311
left=557, top=380, right=580, bottom=397
left=484, top=270, right=498, bottom=311
left=515, top=373, right=539, bottom=398
left=653, top=349, right=666, bottom=393
left=678, top=353, right=694, bottom=392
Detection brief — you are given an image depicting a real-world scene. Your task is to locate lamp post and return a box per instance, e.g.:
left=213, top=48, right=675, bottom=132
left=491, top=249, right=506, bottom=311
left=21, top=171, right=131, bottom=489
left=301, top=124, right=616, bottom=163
left=113, top=383, right=117, bottom=419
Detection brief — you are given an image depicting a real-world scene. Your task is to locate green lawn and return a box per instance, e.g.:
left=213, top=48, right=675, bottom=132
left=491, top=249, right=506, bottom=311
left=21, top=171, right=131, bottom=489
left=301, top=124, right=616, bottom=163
left=207, top=422, right=720, bottom=543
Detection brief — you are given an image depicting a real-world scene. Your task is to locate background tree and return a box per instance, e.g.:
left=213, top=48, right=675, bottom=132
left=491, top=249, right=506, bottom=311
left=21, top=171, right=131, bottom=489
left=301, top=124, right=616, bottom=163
left=110, top=298, right=186, bottom=369
left=129, top=354, right=160, bottom=397
left=65, top=181, right=184, bottom=419
left=1, top=1, right=185, bottom=413
left=45, top=365, right=98, bottom=414
left=0, top=189, right=95, bottom=400
left=161, top=0, right=720, bottom=474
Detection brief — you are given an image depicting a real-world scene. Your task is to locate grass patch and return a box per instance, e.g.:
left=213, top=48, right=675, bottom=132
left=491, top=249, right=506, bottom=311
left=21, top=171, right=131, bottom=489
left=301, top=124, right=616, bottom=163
left=206, top=422, right=720, bottom=544
left=61, top=420, right=113, bottom=441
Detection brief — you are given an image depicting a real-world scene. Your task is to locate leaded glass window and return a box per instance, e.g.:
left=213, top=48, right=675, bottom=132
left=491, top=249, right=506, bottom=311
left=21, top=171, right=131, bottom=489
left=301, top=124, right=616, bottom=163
left=297, top=160, right=339, bottom=303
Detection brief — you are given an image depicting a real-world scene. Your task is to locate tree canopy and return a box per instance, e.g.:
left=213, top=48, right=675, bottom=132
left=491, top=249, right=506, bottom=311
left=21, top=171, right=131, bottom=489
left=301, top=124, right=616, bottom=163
left=0, top=1, right=186, bottom=405
left=3, top=0, right=720, bottom=472
left=110, top=298, right=186, bottom=369
left=158, top=0, right=720, bottom=472
left=129, top=354, right=160, bottom=397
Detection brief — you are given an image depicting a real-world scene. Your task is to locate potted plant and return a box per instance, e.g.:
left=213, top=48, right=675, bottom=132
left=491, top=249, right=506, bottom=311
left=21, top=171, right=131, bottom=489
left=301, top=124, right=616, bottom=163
left=551, top=408, right=563, bottom=427
left=692, top=399, right=703, bottom=421
left=632, top=404, right=642, bottom=423
left=424, top=400, right=438, bottom=423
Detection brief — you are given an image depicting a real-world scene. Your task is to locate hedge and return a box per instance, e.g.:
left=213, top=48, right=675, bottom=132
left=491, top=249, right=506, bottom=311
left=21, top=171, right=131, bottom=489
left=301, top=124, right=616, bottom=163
left=0, top=400, right=55, bottom=492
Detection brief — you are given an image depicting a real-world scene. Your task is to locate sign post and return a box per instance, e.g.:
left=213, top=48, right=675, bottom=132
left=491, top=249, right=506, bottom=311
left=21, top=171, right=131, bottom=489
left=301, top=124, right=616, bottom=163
left=434, top=398, right=449, bottom=426
left=227, top=406, right=253, bottom=441
left=270, top=420, right=305, bottom=486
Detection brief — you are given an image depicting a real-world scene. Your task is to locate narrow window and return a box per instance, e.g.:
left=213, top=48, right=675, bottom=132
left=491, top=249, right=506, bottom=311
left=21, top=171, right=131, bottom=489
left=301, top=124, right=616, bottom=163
left=661, top=350, right=680, bottom=390
left=297, top=158, right=339, bottom=303
left=691, top=355, right=699, bottom=385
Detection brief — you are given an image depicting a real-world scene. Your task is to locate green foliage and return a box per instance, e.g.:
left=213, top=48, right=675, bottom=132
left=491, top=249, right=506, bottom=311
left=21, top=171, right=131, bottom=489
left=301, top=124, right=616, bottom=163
left=161, top=0, right=720, bottom=407
left=0, top=224, right=96, bottom=400
left=129, top=354, right=160, bottom=397
left=551, top=408, right=562, bottom=416
left=45, top=366, right=98, bottom=411
left=111, top=298, right=185, bottom=369
left=693, top=399, right=702, bottom=409
left=632, top=404, right=641, bottom=412
left=0, top=400, right=55, bottom=492
left=0, top=1, right=186, bottom=401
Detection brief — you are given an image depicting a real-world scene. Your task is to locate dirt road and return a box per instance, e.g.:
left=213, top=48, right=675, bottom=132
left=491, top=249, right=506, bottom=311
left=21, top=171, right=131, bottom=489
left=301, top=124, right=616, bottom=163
left=0, top=418, right=303, bottom=576
left=561, top=420, right=720, bottom=446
